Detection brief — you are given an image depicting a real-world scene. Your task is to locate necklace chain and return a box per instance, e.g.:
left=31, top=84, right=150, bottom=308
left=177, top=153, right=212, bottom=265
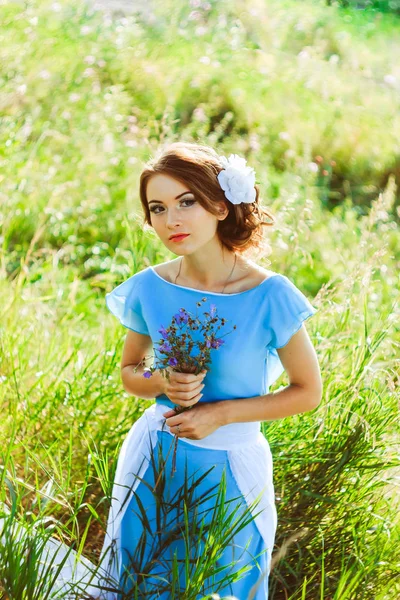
left=174, top=254, right=237, bottom=294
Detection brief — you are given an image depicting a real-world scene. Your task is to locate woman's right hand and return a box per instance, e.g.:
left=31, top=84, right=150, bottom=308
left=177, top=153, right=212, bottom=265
left=162, top=369, right=207, bottom=408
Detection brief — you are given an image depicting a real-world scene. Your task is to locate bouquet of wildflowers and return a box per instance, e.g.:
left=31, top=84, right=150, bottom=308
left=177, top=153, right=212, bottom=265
left=136, top=297, right=237, bottom=475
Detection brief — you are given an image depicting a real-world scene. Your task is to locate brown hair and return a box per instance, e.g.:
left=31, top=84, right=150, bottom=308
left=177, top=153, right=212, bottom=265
left=139, top=141, right=275, bottom=260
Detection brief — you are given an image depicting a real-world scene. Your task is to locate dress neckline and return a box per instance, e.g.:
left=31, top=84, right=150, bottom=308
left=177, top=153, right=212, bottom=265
left=149, top=266, right=280, bottom=296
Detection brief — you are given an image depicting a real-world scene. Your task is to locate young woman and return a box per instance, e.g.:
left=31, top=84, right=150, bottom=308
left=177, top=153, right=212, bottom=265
left=98, top=142, right=322, bottom=599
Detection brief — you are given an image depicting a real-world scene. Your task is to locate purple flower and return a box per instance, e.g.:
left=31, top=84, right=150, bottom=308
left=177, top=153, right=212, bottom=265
left=151, top=301, right=236, bottom=381
left=143, top=370, right=152, bottom=379
left=212, top=338, right=225, bottom=349
left=158, top=326, right=169, bottom=339
left=159, top=342, right=172, bottom=353
left=174, top=311, right=189, bottom=325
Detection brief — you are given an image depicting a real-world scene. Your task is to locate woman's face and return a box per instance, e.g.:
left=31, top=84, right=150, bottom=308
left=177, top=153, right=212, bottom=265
left=146, top=173, right=227, bottom=253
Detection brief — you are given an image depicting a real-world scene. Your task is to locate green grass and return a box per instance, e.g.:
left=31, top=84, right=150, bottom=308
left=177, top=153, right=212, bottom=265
left=0, top=0, right=399, bottom=598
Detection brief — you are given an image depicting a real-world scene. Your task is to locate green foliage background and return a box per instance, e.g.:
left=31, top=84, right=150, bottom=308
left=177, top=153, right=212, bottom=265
left=0, top=0, right=399, bottom=599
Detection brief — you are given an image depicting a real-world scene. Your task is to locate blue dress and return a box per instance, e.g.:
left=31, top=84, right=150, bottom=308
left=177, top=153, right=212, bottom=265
left=104, top=265, right=318, bottom=599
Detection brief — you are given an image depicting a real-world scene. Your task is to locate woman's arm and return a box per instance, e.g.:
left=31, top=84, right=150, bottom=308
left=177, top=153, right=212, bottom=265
left=215, top=324, right=322, bottom=425
left=120, top=330, right=166, bottom=399
left=122, top=363, right=166, bottom=400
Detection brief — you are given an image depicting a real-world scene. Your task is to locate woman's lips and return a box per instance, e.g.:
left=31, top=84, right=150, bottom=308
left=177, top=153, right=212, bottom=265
left=170, top=234, right=190, bottom=242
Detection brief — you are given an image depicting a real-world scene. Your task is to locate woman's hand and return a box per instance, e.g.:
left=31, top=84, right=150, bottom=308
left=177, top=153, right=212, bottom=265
left=162, top=368, right=207, bottom=408
left=163, top=401, right=224, bottom=440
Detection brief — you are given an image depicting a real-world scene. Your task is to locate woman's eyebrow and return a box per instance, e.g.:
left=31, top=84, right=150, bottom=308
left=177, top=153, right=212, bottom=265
left=149, top=191, right=192, bottom=205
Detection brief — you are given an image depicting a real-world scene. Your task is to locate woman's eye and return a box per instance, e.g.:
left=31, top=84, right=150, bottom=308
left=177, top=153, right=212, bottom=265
left=150, top=198, right=196, bottom=214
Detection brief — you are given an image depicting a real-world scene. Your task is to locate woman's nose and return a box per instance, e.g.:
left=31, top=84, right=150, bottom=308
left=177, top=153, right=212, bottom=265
left=166, top=210, right=182, bottom=227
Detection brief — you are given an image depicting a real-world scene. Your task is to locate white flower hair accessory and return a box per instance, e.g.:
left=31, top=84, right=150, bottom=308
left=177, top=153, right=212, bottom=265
left=217, top=153, right=257, bottom=205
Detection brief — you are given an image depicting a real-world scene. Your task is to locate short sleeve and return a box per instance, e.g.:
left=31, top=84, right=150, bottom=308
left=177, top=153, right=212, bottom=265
left=267, top=275, right=318, bottom=350
left=264, top=275, right=318, bottom=388
left=105, top=275, right=150, bottom=336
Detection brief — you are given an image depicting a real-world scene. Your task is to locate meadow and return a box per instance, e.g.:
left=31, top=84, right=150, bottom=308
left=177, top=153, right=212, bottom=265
left=0, top=0, right=399, bottom=598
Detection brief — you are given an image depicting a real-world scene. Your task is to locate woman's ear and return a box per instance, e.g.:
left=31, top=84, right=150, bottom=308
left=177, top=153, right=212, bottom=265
left=216, top=202, right=229, bottom=220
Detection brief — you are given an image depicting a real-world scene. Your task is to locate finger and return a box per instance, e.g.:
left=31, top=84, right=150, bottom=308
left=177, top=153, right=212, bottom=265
left=167, top=378, right=205, bottom=398
left=176, top=428, right=195, bottom=439
left=170, top=377, right=204, bottom=389
left=172, top=371, right=207, bottom=384
left=165, top=416, right=183, bottom=427
left=162, top=410, right=177, bottom=418
left=167, top=391, right=203, bottom=412
left=175, top=392, right=203, bottom=407
left=169, top=380, right=204, bottom=394
left=170, top=383, right=205, bottom=399
left=170, top=426, right=191, bottom=438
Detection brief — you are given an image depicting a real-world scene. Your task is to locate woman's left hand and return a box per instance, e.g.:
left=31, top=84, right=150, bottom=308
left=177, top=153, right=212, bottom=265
left=163, top=402, right=225, bottom=440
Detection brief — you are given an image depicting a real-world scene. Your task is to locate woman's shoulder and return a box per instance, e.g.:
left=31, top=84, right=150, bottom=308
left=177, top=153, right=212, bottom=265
left=127, top=264, right=153, bottom=282
left=241, top=260, right=282, bottom=290
left=151, top=259, right=179, bottom=283
left=108, top=265, right=152, bottom=295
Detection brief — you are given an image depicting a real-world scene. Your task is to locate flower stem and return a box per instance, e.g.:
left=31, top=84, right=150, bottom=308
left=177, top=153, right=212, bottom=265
left=171, top=435, right=178, bottom=477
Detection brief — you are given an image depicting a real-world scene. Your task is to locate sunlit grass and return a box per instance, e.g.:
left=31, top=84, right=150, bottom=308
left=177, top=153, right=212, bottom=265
left=0, top=0, right=399, bottom=597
